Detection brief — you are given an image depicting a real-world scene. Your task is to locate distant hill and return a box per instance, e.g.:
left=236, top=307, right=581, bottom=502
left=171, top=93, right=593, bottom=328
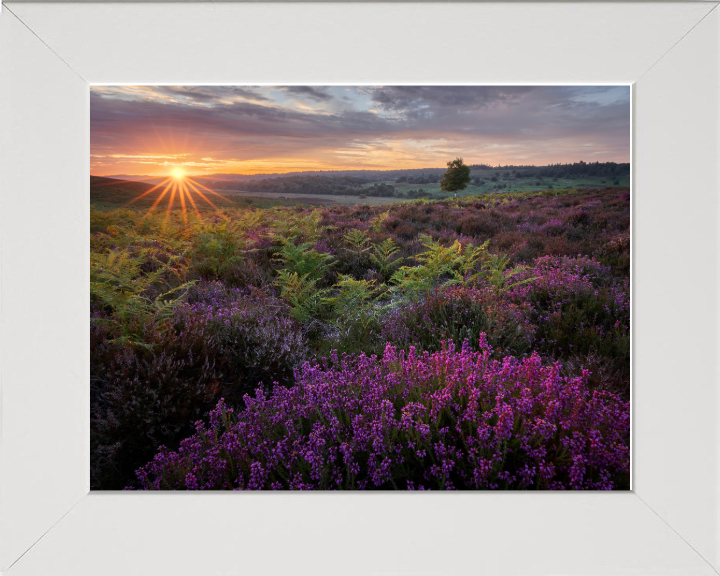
left=90, top=175, right=239, bottom=211
left=97, top=174, right=153, bottom=182
left=91, top=176, right=162, bottom=206
left=89, top=175, right=343, bottom=211
left=103, top=161, right=630, bottom=187
left=103, top=168, right=450, bottom=186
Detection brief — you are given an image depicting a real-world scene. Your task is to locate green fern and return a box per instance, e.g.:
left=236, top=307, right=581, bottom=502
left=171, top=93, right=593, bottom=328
left=343, top=229, right=370, bottom=254
left=274, top=241, right=334, bottom=281
left=267, top=210, right=325, bottom=243
left=485, top=253, right=537, bottom=294
left=370, top=211, right=390, bottom=233
left=455, top=239, right=491, bottom=284
left=324, top=275, right=377, bottom=348
left=190, top=223, right=249, bottom=280
left=90, top=247, right=194, bottom=347
left=390, top=235, right=489, bottom=295
left=275, top=269, right=330, bottom=323
left=370, top=238, right=403, bottom=283
left=235, top=209, right=263, bottom=232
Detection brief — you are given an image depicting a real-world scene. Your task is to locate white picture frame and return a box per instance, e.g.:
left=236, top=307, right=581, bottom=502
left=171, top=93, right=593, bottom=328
left=0, top=2, right=718, bottom=574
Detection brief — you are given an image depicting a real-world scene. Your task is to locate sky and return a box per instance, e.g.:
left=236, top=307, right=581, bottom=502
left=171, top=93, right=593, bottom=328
left=90, top=85, right=630, bottom=177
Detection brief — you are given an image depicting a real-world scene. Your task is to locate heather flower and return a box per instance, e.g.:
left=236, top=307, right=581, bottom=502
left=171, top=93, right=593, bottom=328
left=132, top=335, right=630, bottom=491
left=380, top=285, right=536, bottom=358
left=178, top=281, right=309, bottom=388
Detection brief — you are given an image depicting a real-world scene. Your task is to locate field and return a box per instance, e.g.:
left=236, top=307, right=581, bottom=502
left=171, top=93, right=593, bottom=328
left=120, top=162, right=630, bottom=204
left=213, top=188, right=402, bottom=206
left=212, top=177, right=627, bottom=205
left=91, top=176, right=340, bottom=210
left=98, top=161, right=630, bottom=206
left=91, top=183, right=630, bottom=491
left=377, top=172, right=631, bottom=200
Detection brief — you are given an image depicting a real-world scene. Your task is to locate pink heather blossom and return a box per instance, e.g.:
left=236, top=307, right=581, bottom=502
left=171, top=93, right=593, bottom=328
left=131, top=335, right=629, bottom=491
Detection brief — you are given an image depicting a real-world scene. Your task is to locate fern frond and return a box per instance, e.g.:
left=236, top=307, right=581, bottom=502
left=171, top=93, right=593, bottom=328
left=274, top=241, right=334, bottom=281
left=369, top=211, right=390, bottom=233
left=369, top=238, right=403, bottom=283
left=343, top=229, right=370, bottom=253
left=275, top=269, right=330, bottom=322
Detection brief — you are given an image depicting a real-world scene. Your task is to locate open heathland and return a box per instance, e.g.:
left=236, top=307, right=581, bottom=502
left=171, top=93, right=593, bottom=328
left=90, top=176, right=337, bottom=211
left=91, top=185, right=630, bottom=490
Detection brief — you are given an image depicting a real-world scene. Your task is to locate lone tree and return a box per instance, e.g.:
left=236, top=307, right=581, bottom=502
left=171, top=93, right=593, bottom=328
left=440, top=157, right=471, bottom=198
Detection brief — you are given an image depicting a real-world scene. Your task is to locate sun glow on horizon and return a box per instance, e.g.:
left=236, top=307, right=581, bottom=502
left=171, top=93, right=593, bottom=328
left=123, top=172, right=232, bottom=226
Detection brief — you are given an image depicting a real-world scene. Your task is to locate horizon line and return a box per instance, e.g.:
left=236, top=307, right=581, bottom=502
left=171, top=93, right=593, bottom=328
left=92, top=159, right=631, bottom=179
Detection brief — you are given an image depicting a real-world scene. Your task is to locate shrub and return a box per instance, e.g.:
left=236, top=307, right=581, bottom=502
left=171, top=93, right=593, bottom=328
left=381, top=286, right=536, bottom=358
left=593, top=232, right=631, bottom=276
left=91, top=311, right=224, bottom=490
left=91, top=282, right=309, bottom=489
left=565, top=209, right=591, bottom=226
left=504, top=256, right=630, bottom=392
left=179, top=282, right=309, bottom=391
left=91, top=247, right=194, bottom=346
left=456, top=212, right=505, bottom=237
left=189, top=225, right=248, bottom=285
left=132, top=336, right=630, bottom=491
left=395, top=223, right=418, bottom=240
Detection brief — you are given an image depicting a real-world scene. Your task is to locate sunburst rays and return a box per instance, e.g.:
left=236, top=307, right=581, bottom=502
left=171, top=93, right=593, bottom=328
left=180, top=181, right=204, bottom=223
left=127, top=173, right=233, bottom=225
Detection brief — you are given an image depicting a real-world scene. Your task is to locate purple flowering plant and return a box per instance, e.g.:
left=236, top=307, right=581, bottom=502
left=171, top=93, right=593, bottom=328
left=132, top=335, right=629, bottom=491
left=502, top=255, right=630, bottom=382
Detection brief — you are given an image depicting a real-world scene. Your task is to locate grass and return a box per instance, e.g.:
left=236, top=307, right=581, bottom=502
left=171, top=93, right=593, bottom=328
left=91, top=176, right=336, bottom=211
left=387, top=175, right=631, bottom=199
left=217, top=189, right=400, bottom=207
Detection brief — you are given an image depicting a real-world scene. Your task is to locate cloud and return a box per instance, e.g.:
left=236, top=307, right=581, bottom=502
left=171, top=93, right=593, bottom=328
left=90, top=85, right=630, bottom=175
left=369, top=86, right=536, bottom=112
left=159, top=87, right=220, bottom=103
left=281, top=86, right=333, bottom=102
left=91, top=86, right=270, bottom=106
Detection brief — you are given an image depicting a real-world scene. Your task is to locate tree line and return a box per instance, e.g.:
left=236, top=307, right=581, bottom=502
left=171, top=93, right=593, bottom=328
left=195, top=161, right=628, bottom=197
left=515, top=161, right=629, bottom=179
left=204, top=175, right=375, bottom=196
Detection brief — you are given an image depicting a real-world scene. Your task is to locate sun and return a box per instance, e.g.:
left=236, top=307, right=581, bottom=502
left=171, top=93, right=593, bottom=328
left=172, top=167, right=185, bottom=179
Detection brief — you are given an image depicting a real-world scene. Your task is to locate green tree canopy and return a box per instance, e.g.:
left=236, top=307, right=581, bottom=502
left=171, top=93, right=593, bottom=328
left=440, top=158, right=471, bottom=196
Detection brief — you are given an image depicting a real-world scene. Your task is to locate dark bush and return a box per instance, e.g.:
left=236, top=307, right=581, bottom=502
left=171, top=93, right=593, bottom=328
left=456, top=213, right=500, bottom=237
left=381, top=286, right=536, bottom=359
left=91, top=315, right=224, bottom=490
left=395, top=223, right=418, bottom=240
left=91, top=283, right=308, bottom=489
left=565, top=209, right=591, bottom=226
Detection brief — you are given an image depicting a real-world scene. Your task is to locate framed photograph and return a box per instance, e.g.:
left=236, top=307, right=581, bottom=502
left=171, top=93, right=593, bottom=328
left=88, top=81, right=633, bottom=495
left=1, top=2, right=718, bottom=575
